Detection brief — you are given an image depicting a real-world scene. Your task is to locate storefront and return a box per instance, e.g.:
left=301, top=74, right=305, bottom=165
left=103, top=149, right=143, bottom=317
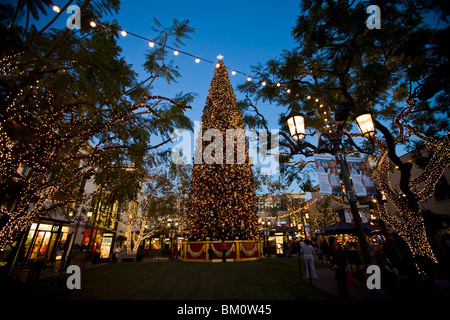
left=322, top=222, right=386, bottom=266
left=81, top=228, right=115, bottom=261
left=99, top=233, right=114, bottom=259
left=266, top=225, right=296, bottom=256
left=22, top=221, right=70, bottom=264
left=146, top=236, right=174, bottom=250
left=273, top=232, right=284, bottom=255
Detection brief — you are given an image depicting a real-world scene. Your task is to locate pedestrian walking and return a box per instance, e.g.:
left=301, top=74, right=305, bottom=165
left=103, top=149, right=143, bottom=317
left=328, top=237, right=349, bottom=299
left=301, top=240, right=317, bottom=280
left=208, top=245, right=213, bottom=260
left=283, top=241, right=289, bottom=258
left=221, top=239, right=227, bottom=262
left=112, top=246, right=121, bottom=262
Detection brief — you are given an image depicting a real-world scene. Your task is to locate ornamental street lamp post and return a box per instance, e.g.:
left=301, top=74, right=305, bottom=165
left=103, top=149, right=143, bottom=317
left=64, top=207, right=93, bottom=272
left=262, top=220, right=271, bottom=257
left=286, top=103, right=375, bottom=267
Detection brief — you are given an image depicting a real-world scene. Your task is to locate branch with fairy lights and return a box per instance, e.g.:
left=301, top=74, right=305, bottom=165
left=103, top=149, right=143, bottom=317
left=235, top=37, right=449, bottom=272
left=368, top=98, right=449, bottom=267
left=241, top=73, right=448, bottom=271
left=0, top=16, right=196, bottom=250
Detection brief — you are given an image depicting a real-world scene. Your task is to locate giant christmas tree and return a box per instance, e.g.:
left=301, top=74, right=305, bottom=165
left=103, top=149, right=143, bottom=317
left=185, top=60, right=259, bottom=241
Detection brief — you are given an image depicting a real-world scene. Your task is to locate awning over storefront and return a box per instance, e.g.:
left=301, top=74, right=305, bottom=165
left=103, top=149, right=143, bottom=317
left=323, top=222, right=383, bottom=235
left=270, top=225, right=295, bottom=233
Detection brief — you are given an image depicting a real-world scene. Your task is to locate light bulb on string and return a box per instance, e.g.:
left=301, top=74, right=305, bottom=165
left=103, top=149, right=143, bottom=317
left=90, top=21, right=97, bottom=28
left=86, top=22, right=351, bottom=99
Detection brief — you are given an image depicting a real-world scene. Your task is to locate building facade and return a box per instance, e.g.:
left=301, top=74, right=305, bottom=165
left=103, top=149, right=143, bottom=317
left=257, top=192, right=306, bottom=256
left=0, top=169, right=123, bottom=277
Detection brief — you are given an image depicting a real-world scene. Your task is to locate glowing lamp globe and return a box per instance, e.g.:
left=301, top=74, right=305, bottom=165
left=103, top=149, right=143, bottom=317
left=287, top=112, right=306, bottom=141
left=354, top=110, right=376, bottom=138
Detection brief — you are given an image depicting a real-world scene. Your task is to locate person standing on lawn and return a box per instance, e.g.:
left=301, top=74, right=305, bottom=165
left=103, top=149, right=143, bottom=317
left=221, top=239, right=228, bottom=262
left=301, top=239, right=317, bottom=280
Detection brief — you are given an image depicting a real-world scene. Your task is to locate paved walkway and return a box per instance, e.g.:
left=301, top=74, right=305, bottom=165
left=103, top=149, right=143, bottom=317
left=303, top=266, right=367, bottom=300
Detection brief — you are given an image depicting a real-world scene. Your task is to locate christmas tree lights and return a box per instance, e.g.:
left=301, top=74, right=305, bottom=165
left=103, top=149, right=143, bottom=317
left=185, top=61, right=259, bottom=241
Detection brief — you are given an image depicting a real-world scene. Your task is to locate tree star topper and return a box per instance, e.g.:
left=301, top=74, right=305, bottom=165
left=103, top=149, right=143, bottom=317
left=216, top=54, right=224, bottom=60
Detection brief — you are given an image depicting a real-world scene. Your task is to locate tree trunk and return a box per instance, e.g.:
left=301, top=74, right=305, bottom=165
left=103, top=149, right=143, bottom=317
left=401, top=211, right=437, bottom=272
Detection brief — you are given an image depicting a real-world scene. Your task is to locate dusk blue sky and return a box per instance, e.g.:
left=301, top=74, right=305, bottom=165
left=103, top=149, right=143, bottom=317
left=113, top=0, right=300, bottom=126
left=112, top=1, right=302, bottom=188
left=13, top=0, right=301, bottom=126
left=13, top=0, right=432, bottom=193
left=14, top=0, right=392, bottom=193
left=10, top=0, right=303, bottom=191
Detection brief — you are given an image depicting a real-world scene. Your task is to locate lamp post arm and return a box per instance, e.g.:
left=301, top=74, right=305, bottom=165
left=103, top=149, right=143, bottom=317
left=279, top=131, right=317, bottom=157
left=340, top=131, right=374, bottom=156
left=316, top=132, right=336, bottom=154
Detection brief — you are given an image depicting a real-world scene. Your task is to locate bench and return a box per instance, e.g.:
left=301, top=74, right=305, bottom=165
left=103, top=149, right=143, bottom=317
left=118, top=252, right=136, bottom=263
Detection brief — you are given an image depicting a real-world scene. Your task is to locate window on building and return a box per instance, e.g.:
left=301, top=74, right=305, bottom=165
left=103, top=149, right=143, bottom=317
left=257, top=200, right=265, bottom=213
left=17, top=163, right=31, bottom=177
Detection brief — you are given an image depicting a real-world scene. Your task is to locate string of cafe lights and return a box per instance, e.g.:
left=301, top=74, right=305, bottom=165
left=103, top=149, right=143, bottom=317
left=48, top=3, right=332, bottom=129
left=82, top=17, right=331, bottom=128
left=88, top=19, right=248, bottom=77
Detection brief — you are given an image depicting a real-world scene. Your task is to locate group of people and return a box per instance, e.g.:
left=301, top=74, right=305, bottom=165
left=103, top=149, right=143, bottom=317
left=282, top=239, right=318, bottom=280
left=287, top=237, right=351, bottom=298
left=282, top=239, right=313, bottom=257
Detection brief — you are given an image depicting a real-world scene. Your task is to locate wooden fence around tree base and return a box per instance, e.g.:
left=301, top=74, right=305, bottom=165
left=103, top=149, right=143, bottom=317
left=180, top=240, right=263, bottom=262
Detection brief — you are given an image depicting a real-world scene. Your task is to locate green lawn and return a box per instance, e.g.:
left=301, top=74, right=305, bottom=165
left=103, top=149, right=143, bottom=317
left=63, top=258, right=333, bottom=300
